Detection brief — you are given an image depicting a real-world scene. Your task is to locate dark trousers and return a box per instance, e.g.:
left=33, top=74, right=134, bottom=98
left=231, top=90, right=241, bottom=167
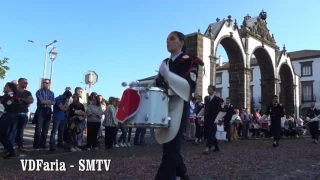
left=0, top=113, right=19, bottom=153
left=238, top=123, right=243, bottom=137
left=224, top=120, right=231, bottom=141
left=118, top=123, right=128, bottom=143
left=309, top=121, right=319, bottom=140
left=195, top=118, right=203, bottom=139
left=155, top=101, right=189, bottom=180
left=127, top=127, right=132, bottom=142
left=15, top=113, right=29, bottom=148
left=134, top=128, right=146, bottom=144
left=113, top=126, right=118, bottom=145
left=33, top=108, right=51, bottom=148
left=205, top=120, right=218, bottom=149
left=87, top=121, right=101, bottom=148
left=49, top=119, right=66, bottom=148
left=105, top=126, right=117, bottom=149
left=271, top=120, right=281, bottom=141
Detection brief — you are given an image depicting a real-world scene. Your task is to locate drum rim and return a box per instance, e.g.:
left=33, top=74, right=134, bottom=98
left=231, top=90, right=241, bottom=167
left=125, top=122, right=169, bottom=128
left=133, top=87, right=165, bottom=92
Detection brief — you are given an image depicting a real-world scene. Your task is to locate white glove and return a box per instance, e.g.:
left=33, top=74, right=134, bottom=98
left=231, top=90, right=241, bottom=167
left=214, top=120, right=218, bottom=124
left=129, top=81, right=139, bottom=88
left=159, top=61, right=169, bottom=77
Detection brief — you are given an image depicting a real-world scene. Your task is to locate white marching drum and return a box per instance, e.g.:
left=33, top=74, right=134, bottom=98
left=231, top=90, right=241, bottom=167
left=125, top=87, right=170, bottom=128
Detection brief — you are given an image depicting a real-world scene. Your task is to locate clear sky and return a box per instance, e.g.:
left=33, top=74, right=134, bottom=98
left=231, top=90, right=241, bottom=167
left=0, top=0, right=319, bottom=112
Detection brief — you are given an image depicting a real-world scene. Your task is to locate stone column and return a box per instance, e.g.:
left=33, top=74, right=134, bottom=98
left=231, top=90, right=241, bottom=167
left=244, top=68, right=251, bottom=109
left=228, top=67, right=249, bottom=110
left=260, top=78, right=276, bottom=114
left=209, top=55, right=217, bottom=85
left=274, top=78, right=281, bottom=97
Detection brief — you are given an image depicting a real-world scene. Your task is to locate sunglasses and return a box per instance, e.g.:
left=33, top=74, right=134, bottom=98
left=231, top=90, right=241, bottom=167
left=43, top=82, right=49, bottom=84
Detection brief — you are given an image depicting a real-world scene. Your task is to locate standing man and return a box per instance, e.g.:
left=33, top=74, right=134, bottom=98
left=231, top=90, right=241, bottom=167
left=203, top=85, right=226, bottom=154
left=306, top=102, right=320, bottom=144
left=223, top=97, right=235, bottom=143
left=49, top=90, right=72, bottom=151
left=260, top=95, right=284, bottom=147
left=33, top=79, right=55, bottom=150
left=15, top=78, right=34, bottom=152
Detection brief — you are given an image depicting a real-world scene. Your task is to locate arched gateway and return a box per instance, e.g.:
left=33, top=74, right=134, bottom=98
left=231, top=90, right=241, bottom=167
left=186, top=10, right=300, bottom=116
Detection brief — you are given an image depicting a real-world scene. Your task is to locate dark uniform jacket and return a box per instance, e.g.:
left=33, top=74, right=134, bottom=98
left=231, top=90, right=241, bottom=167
left=265, top=102, right=284, bottom=126
left=155, top=52, right=203, bottom=99
left=223, top=104, right=235, bottom=122
left=306, top=107, right=320, bottom=119
left=203, top=95, right=224, bottom=122
left=195, top=102, right=204, bottom=116
left=1, top=92, right=20, bottom=113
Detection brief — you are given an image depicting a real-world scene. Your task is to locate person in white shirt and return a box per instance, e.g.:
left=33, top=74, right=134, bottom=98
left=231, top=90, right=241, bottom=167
left=185, top=97, right=196, bottom=141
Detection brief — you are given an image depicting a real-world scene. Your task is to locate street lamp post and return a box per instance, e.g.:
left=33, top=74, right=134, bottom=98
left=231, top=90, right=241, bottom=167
left=49, top=48, right=58, bottom=89
left=28, top=40, right=57, bottom=79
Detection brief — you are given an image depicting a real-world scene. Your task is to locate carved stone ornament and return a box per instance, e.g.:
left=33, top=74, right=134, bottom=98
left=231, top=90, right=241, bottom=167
left=226, top=15, right=232, bottom=27
left=234, top=19, right=238, bottom=29
left=242, top=10, right=277, bottom=47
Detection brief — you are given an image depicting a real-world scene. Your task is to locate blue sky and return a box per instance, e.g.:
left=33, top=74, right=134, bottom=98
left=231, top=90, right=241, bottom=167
left=0, top=0, right=319, bottom=112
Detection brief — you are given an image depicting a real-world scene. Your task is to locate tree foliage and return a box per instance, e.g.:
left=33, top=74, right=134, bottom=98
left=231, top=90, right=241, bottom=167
left=0, top=57, right=10, bottom=79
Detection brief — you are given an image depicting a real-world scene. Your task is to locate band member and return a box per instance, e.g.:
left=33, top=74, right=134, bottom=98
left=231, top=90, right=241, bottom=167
left=194, top=96, right=204, bottom=145
left=223, top=97, right=235, bottom=143
left=202, top=85, right=226, bottom=154
left=306, top=102, right=320, bottom=144
left=129, top=31, right=203, bottom=180
left=260, top=95, right=284, bottom=147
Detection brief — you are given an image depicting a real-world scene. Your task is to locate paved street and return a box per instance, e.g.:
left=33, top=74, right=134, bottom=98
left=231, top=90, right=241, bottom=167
left=0, top=121, right=155, bottom=154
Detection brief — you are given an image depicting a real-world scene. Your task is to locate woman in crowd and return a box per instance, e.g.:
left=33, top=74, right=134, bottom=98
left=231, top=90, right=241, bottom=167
left=67, top=95, right=86, bottom=152
left=0, top=82, right=20, bottom=159
left=86, top=95, right=103, bottom=150
left=97, top=95, right=107, bottom=139
left=103, top=97, right=118, bottom=149
left=230, top=109, right=241, bottom=140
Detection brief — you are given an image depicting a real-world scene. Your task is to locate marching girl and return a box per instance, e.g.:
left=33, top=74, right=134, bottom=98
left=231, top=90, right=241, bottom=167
left=0, top=82, right=20, bottom=159
left=129, top=31, right=204, bottom=179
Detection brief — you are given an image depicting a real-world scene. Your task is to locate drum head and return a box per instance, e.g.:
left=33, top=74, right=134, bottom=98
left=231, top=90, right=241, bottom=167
left=116, top=88, right=140, bottom=122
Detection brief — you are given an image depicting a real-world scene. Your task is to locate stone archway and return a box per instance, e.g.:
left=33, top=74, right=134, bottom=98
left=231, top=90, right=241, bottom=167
left=216, top=37, right=246, bottom=109
left=279, top=63, right=295, bottom=115
left=251, top=47, right=275, bottom=114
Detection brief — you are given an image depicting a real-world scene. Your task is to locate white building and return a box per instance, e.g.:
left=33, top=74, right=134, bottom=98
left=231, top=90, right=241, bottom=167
left=216, top=50, right=320, bottom=110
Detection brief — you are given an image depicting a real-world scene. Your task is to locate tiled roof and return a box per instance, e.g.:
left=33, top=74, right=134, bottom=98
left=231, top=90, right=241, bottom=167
left=216, top=50, right=320, bottom=70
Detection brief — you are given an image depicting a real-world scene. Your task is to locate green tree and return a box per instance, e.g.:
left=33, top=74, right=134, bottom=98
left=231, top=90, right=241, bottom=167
left=0, top=57, right=9, bottom=79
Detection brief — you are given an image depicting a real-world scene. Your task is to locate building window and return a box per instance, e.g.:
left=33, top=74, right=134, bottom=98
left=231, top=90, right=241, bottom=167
left=300, top=61, right=313, bottom=77
left=250, top=68, right=253, bottom=81
left=216, top=72, right=222, bottom=84
left=301, top=81, right=314, bottom=102
left=216, top=88, right=222, bottom=97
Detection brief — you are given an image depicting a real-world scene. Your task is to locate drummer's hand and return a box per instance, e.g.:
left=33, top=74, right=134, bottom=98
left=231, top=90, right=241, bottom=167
left=159, top=61, right=169, bottom=77
left=214, top=120, right=218, bottom=124
left=129, top=81, right=138, bottom=88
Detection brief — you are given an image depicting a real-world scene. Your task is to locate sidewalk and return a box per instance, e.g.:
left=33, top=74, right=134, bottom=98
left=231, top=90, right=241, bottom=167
left=0, top=122, right=156, bottom=153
